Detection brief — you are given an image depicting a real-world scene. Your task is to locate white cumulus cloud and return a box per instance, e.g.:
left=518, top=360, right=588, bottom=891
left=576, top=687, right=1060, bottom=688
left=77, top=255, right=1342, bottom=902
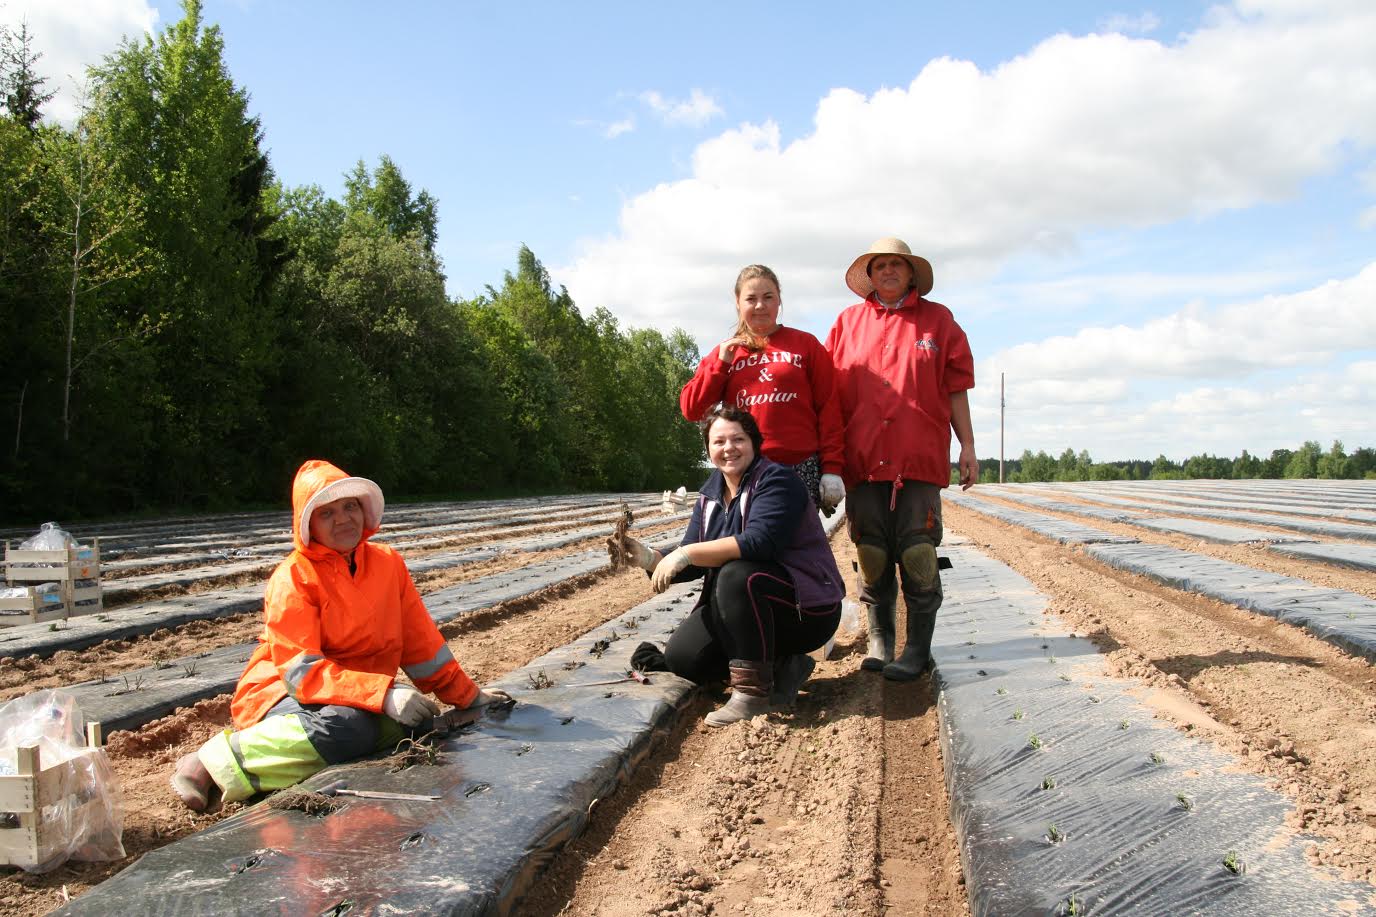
left=560, top=0, right=1376, bottom=348
left=987, top=262, right=1376, bottom=382
left=1, top=0, right=158, bottom=124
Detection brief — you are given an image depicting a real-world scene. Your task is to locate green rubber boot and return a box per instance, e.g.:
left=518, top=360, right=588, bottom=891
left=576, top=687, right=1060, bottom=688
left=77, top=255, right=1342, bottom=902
left=883, top=611, right=937, bottom=681
left=861, top=601, right=896, bottom=671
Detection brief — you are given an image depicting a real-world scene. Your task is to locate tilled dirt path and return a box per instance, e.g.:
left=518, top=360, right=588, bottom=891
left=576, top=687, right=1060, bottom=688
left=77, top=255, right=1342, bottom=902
left=944, top=501, right=1376, bottom=886
left=972, top=488, right=1376, bottom=599
left=523, top=537, right=968, bottom=917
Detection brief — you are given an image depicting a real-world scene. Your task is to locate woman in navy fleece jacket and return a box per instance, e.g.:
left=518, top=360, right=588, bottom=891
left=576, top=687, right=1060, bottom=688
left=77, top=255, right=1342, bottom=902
left=623, top=405, right=843, bottom=727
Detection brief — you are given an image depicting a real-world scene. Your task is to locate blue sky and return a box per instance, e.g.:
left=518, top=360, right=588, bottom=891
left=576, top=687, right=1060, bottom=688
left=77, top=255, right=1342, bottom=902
left=9, top=0, right=1376, bottom=464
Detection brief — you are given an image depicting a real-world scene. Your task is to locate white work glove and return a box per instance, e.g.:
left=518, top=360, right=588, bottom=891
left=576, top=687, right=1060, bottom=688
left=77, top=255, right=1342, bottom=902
left=383, top=685, right=440, bottom=727
left=819, top=474, right=845, bottom=512
left=650, top=547, right=693, bottom=594
left=623, top=535, right=662, bottom=572
left=465, top=688, right=513, bottom=709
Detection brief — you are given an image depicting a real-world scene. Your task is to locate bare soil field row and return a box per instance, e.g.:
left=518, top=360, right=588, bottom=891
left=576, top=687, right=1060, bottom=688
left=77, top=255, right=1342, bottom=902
left=943, top=501, right=1376, bottom=887
left=984, top=487, right=1376, bottom=599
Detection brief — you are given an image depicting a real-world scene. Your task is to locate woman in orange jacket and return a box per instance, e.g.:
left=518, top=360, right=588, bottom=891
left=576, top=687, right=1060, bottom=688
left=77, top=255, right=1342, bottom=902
left=171, top=459, right=506, bottom=810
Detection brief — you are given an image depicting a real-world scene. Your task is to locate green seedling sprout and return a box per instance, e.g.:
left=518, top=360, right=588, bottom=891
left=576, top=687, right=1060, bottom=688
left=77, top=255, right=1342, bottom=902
left=1223, top=851, right=1245, bottom=875
left=1045, top=823, right=1066, bottom=843
left=1176, top=793, right=1194, bottom=811
left=1059, top=674, right=1072, bottom=682
left=1041, top=775, right=1057, bottom=790
left=1013, top=709, right=1025, bottom=720
left=1048, top=656, right=1058, bottom=664
left=1088, top=695, right=1101, bottom=703
left=1061, top=892, right=1084, bottom=915
left=1118, top=720, right=1130, bottom=730
left=152, top=653, right=171, bottom=670
left=181, top=662, right=199, bottom=679
left=1149, top=752, right=1165, bottom=766
left=526, top=669, right=554, bottom=690
left=996, top=687, right=1008, bottom=696
left=1027, top=733, right=1043, bottom=750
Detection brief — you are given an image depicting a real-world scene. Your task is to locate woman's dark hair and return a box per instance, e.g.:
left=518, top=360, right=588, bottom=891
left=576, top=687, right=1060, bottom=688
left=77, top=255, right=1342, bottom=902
left=700, top=404, right=763, bottom=454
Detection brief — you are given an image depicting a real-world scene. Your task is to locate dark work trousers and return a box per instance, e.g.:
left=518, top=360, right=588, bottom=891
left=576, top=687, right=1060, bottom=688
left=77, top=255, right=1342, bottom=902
left=664, top=559, right=841, bottom=686
left=846, top=481, right=945, bottom=617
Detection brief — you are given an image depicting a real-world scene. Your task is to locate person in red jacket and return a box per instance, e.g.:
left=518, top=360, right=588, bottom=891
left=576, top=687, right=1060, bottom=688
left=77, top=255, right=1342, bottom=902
left=825, top=238, right=977, bottom=682
left=170, top=459, right=506, bottom=810
left=679, top=264, right=846, bottom=515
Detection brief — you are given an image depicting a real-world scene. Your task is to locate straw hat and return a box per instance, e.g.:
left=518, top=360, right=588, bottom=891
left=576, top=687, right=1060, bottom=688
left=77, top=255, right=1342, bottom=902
left=299, top=475, right=385, bottom=546
left=844, top=237, right=934, bottom=299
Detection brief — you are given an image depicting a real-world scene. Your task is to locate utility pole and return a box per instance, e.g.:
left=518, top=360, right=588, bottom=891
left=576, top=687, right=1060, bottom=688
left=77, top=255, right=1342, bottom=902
left=999, top=372, right=1005, bottom=484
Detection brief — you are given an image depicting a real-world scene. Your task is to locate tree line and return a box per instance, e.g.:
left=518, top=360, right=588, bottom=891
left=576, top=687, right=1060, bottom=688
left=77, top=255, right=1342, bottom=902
left=970, top=440, right=1376, bottom=484
left=0, top=2, right=704, bottom=521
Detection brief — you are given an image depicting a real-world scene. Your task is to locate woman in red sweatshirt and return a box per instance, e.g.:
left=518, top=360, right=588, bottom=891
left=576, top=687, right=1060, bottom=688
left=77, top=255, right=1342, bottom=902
left=679, top=265, right=845, bottom=514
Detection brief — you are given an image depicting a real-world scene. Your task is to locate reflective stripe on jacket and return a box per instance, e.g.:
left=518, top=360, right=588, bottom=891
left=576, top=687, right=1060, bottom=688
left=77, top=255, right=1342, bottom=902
left=231, top=460, right=478, bottom=729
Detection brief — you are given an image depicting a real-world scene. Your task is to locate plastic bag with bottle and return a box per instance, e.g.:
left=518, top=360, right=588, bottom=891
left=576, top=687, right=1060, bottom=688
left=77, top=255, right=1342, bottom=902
left=17, top=522, right=77, bottom=552
left=0, top=690, right=125, bottom=872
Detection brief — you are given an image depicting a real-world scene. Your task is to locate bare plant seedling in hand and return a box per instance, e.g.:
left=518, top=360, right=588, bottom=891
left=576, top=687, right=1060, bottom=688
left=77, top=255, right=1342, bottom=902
left=604, top=504, right=635, bottom=568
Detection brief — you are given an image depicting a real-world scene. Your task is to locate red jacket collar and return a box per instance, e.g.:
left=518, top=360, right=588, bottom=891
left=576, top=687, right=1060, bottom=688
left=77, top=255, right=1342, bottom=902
left=865, top=289, right=921, bottom=312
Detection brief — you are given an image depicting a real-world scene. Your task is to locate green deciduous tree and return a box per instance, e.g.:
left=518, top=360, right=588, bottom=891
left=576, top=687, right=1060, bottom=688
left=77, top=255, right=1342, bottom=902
left=1316, top=440, right=1349, bottom=479
left=88, top=0, right=281, bottom=505
left=1284, top=441, right=1321, bottom=479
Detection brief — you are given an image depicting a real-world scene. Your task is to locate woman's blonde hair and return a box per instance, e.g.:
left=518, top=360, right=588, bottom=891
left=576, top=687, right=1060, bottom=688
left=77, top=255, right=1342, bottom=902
left=731, top=264, right=781, bottom=351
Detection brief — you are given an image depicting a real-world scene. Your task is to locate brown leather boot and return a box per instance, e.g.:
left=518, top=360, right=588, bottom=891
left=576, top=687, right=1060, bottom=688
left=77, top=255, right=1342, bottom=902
left=705, top=659, right=773, bottom=727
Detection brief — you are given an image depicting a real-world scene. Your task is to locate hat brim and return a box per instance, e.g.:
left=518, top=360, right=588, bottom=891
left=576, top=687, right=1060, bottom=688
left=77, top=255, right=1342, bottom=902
left=845, top=251, right=934, bottom=299
left=299, top=477, right=385, bottom=546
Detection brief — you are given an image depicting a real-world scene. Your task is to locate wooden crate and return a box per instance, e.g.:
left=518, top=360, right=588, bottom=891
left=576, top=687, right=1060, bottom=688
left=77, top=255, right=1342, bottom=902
left=0, top=722, right=106, bottom=870
left=2, top=538, right=102, bottom=624
left=0, top=585, right=68, bottom=626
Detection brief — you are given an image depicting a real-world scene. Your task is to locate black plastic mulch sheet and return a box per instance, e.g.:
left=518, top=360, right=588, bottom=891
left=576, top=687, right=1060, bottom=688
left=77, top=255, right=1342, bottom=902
left=1130, top=516, right=1315, bottom=545
left=1086, top=542, right=1376, bottom=663
left=934, top=546, right=1376, bottom=915
left=943, top=491, right=1138, bottom=545
left=1078, top=486, right=1376, bottom=524
left=1057, top=488, right=1376, bottom=543
left=1268, top=541, right=1376, bottom=573
left=0, top=584, right=265, bottom=660
left=55, top=589, right=701, bottom=917
left=975, top=487, right=1147, bottom=525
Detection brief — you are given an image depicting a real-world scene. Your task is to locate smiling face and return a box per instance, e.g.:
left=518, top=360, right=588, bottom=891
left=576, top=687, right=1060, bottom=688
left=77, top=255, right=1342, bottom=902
left=868, top=254, right=914, bottom=303
left=706, top=418, right=756, bottom=482
left=735, top=276, right=781, bottom=338
left=308, top=495, right=366, bottom=552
